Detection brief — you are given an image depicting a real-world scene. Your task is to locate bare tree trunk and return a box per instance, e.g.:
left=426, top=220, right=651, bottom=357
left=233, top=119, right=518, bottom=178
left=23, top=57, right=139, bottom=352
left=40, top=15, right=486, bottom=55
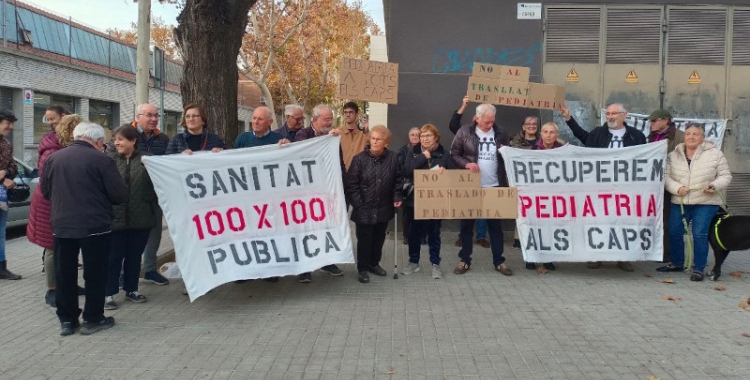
left=174, top=0, right=257, bottom=147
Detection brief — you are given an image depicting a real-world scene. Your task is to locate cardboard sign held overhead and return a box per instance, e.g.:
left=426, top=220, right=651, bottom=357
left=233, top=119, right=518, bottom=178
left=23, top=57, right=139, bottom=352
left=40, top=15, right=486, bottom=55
left=466, top=62, right=565, bottom=111
left=337, top=58, right=399, bottom=104
left=472, top=63, right=530, bottom=82
left=413, top=169, right=518, bottom=220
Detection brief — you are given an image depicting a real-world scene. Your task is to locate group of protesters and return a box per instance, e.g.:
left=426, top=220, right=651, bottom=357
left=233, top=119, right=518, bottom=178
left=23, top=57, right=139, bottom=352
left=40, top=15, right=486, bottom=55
left=0, top=93, right=732, bottom=336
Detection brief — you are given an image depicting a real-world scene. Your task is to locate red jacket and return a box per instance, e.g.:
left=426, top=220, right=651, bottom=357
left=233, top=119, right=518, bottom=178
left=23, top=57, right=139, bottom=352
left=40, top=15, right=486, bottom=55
left=26, top=132, right=63, bottom=250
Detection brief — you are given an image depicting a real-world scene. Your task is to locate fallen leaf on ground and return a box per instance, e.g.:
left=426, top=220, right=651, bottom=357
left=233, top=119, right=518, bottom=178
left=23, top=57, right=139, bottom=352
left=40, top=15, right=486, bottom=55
left=729, top=271, right=744, bottom=278
left=742, top=333, right=750, bottom=338
left=660, top=295, right=681, bottom=301
left=647, top=376, right=661, bottom=380
left=740, top=301, right=748, bottom=309
left=745, top=306, right=750, bottom=312
left=387, top=370, right=396, bottom=375
left=714, top=286, right=726, bottom=291
left=537, top=266, right=549, bottom=274
left=660, top=279, right=675, bottom=284
left=644, top=273, right=653, bottom=278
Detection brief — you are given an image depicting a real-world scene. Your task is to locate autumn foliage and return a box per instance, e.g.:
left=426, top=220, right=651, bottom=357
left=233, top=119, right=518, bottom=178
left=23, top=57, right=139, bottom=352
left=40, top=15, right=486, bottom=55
left=107, top=17, right=182, bottom=63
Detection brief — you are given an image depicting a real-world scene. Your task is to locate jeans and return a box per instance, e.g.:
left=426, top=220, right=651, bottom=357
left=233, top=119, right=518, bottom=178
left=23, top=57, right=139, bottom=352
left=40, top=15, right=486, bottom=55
left=457, top=218, right=487, bottom=240
left=459, top=219, right=505, bottom=266
left=409, top=219, right=442, bottom=265
left=355, top=222, right=388, bottom=272
left=0, top=208, right=6, bottom=261
left=142, top=208, right=163, bottom=273
left=107, top=229, right=150, bottom=296
left=54, top=234, right=111, bottom=324
left=668, top=204, right=718, bottom=273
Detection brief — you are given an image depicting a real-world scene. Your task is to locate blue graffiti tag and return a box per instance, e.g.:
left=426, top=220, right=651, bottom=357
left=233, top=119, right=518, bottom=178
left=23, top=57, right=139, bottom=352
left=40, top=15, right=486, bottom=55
left=431, top=44, right=542, bottom=74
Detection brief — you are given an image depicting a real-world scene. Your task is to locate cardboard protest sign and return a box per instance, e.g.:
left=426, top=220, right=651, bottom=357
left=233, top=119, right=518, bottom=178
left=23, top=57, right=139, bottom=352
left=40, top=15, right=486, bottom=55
left=413, top=169, right=518, bottom=220
left=467, top=62, right=565, bottom=110
left=598, top=110, right=728, bottom=149
left=143, top=136, right=354, bottom=301
left=501, top=141, right=667, bottom=263
left=337, top=58, right=398, bottom=104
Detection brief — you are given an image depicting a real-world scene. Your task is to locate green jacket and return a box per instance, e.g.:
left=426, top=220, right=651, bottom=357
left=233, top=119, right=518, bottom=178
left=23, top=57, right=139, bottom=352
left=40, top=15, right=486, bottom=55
left=107, top=150, right=158, bottom=230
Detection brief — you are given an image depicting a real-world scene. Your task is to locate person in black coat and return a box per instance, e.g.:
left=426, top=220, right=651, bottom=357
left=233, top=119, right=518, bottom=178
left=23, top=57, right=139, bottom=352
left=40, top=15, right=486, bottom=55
left=344, top=125, right=403, bottom=284
left=401, top=124, right=455, bottom=279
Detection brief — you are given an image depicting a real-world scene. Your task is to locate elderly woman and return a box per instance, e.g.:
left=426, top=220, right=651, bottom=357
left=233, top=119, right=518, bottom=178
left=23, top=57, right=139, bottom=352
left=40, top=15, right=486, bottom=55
left=28, top=114, right=83, bottom=305
left=658, top=123, right=732, bottom=281
left=401, top=124, right=455, bottom=279
left=104, top=125, right=160, bottom=310
left=397, top=127, right=422, bottom=245
left=166, top=104, right=225, bottom=154
left=0, top=109, right=20, bottom=280
left=344, top=125, right=403, bottom=284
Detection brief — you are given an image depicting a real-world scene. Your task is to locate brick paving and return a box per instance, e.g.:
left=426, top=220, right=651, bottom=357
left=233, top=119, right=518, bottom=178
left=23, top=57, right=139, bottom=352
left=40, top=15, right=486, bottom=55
left=1, top=228, right=749, bottom=380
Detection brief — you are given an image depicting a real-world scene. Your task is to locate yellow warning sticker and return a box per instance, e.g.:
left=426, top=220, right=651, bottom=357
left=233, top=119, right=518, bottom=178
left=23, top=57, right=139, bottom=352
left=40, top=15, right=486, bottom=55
left=625, top=69, right=638, bottom=83
left=566, top=68, right=579, bottom=82
left=688, top=70, right=701, bottom=84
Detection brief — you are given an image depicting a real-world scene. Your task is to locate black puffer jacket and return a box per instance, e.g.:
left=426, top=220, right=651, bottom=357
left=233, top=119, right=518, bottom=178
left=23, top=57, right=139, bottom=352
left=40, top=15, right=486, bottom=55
left=402, top=143, right=455, bottom=207
left=344, top=146, right=403, bottom=225
left=107, top=150, right=159, bottom=230
left=449, top=122, right=511, bottom=186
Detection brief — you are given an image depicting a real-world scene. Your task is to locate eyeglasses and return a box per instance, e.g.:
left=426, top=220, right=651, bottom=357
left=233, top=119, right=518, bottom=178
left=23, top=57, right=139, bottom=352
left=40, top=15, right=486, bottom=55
left=605, top=112, right=624, bottom=116
left=287, top=115, right=304, bottom=121
left=138, top=113, right=160, bottom=118
left=420, top=134, right=434, bottom=138
left=649, top=118, right=659, bottom=123
left=185, top=115, right=202, bottom=119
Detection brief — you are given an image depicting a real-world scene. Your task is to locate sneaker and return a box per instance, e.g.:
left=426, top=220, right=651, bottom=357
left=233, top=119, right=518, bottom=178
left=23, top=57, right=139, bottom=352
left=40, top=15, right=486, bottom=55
left=368, top=265, right=387, bottom=277
left=358, top=271, right=370, bottom=283
left=512, top=239, right=521, bottom=249
left=476, top=239, right=490, bottom=248
left=616, top=261, right=634, bottom=272
left=525, top=262, right=536, bottom=270
left=77, top=285, right=86, bottom=296
left=143, top=270, right=170, bottom=285
left=656, top=264, right=683, bottom=272
left=496, top=263, right=513, bottom=276
left=454, top=262, right=470, bottom=275
left=104, top=296, right=117, bottom=310
left=690, top=271, right=704, bottom=282
left=586, top=261, right=602, bottom=269
left=298, top=272, right=312, bottom=283
left=125, top=291, right=147, bottom=303
left=59, top=320, right=80, bottom=336
left=543, top=262, right=556, bottom=271
left=45, top=289, right=56, bottom=307
left=402, top=262, right=420, bottom=275
left=431, top=264, right=442, bottom=279
left=454, top=238, right=462, bottom=247
left=79, top=316, right=115, bottom=335
left=321, top=264, right=343, bottom=276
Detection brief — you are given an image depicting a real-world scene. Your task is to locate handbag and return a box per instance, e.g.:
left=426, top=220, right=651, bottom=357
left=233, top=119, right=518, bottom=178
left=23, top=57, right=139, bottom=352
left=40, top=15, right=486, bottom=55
left=7, top=176, right=30, bottom=203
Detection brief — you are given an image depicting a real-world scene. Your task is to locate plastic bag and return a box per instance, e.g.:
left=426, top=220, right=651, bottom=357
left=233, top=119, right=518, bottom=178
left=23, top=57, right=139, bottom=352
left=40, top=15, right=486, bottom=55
left=159, top=262, right=182, bottom=279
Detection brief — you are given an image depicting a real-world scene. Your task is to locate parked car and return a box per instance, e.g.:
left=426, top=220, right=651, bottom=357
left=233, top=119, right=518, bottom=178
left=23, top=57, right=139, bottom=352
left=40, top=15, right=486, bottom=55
left=6, top=157, right=38, bottom=228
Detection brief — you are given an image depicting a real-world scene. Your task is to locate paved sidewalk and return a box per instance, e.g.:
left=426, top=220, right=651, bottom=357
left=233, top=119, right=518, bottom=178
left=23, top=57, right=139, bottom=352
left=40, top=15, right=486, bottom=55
left=1, top=229, right=749, bottom=380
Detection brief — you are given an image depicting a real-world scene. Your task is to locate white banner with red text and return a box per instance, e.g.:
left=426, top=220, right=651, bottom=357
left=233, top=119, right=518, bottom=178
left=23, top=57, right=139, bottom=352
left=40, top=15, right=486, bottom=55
left=598, top=110, right=727, bottom=149
left=500, top=141, right=667, bottom=263
left=143, top=136, right=353, bottom=301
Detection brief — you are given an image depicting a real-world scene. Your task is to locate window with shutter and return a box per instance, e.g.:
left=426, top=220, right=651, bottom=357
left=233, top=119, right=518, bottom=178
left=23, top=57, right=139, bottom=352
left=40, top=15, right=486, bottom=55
left=667, top=8, right=727, bottom=65
left=545, top=7, right=601, bottom=64
left=732, top=9, right=750, bottom=65
left=605, top=9, right=662, bottom=64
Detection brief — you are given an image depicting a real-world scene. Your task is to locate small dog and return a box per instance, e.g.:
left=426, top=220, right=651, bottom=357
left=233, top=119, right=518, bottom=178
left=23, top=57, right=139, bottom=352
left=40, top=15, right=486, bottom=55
left=707, top=209, right=750, bottom=281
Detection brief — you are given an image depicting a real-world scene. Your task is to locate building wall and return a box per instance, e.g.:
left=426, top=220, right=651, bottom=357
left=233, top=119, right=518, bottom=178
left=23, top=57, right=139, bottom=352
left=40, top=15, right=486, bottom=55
left=368, top=35, right=388, bottom=129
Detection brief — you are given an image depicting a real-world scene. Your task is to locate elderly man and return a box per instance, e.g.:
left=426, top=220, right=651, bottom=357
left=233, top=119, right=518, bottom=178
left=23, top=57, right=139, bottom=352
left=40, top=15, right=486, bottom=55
left=42, top=122, right=128, bottom=336
left=562, top=103, right=646, bottom=271
left=294, top=104, right=344, bottom=283
left=276, top=104, right=305, bottom=142
left=338, top=102, right=369, bottom=172
left=235, top=106, right=286, bottom=148
left=450, top=103, right=513, bottom=276
left=648, top=109, right=684, bottom=263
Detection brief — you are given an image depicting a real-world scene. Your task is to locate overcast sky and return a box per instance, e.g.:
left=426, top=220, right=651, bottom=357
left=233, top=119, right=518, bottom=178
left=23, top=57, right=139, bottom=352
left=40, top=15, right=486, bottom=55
left=23, top=0, right=384, bottom=33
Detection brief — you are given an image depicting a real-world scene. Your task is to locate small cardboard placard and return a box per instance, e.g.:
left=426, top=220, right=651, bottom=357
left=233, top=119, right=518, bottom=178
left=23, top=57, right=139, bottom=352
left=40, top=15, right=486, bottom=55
left=413, top=170, right=518, bottom=220
left=466, top=63, right=565, bottom=110
left=337, top=58, right=399, bottom=104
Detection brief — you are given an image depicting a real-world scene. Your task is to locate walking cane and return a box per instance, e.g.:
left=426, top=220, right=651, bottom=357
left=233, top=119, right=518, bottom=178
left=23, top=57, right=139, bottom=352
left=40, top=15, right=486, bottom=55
left=393, top=211, right=399, bottom=279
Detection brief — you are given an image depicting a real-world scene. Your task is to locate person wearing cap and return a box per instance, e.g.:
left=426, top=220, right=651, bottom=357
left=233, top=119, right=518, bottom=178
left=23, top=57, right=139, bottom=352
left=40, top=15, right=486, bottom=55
left=647, top=109, right=684, bottom=263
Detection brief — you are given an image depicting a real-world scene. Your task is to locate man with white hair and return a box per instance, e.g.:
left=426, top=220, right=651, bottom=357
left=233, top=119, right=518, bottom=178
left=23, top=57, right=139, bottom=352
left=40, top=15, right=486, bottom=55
left=234, top=106, right=287, bottom=148
left=450, top=103, right=513, bottom=276
left=42, top=122, right=128, bottom=336
left=276, top=104, right=305, bottom=141
left=562, top=102, right=647, bottom=271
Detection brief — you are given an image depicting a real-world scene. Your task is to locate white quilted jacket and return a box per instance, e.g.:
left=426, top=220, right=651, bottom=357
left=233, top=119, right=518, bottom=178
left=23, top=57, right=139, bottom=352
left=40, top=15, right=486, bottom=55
left=665, top=141, right=732, bottom=205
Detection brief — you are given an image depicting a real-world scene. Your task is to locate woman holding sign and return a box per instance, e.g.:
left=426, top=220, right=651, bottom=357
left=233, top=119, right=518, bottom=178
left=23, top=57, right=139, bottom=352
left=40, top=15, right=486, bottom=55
left=344, top=125, right=403, bottom=284
left=401, top=124, right=455, bottom=279
left=659, top=123, right=732, bottom=281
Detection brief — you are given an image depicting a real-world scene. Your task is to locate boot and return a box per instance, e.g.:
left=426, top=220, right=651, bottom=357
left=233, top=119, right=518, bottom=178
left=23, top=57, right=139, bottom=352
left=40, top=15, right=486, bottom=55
left=0, top=260, right=22, bottom=280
